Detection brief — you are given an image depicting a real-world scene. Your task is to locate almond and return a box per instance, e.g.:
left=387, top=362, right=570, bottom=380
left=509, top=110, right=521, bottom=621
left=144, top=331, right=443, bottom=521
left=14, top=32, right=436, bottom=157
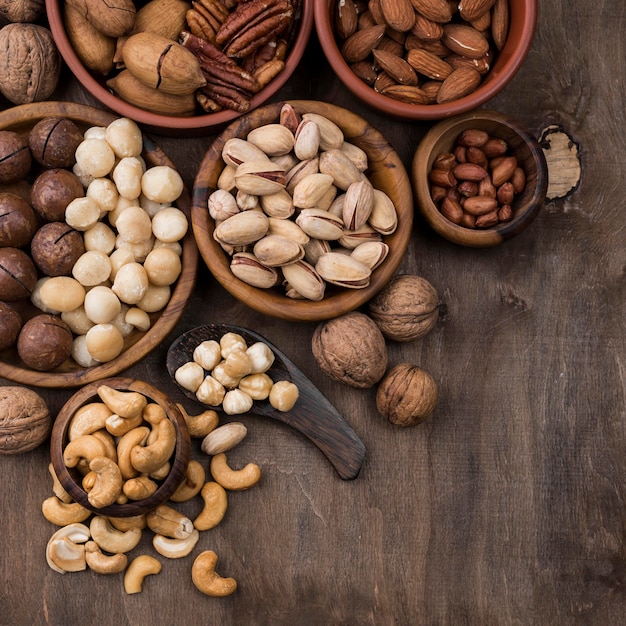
left=436, top=67, right=481, bottom=103
left=373, top=49, right=418, bottom=85
left=442, top=23, right=490, bottom=59
left=409, top=0, right=453, bottom=23
left=341, top=24, right=386, bottom=62
left=458, top=0, right=496, bottom=22
left=406, top=48, right=453, bottom=80
left=491, top=0, right=509, bottom=50
left=379, top=0, right=416, bottom=32
left=410, top=14, right=444, bottom=41
left=335, top=0, right=358, bottom=39
left=382, top=84, right=431, bottom=104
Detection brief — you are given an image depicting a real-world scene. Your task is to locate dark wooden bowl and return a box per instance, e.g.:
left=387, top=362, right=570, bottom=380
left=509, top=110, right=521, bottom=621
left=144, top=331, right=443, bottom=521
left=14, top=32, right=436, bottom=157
left=50, top=377, right=191, bottom=517
left=191, top=99, right=413, bottom=322
left=45, top=0, right=314, bottom=136
left=412, top=109, right=548, bottom=247
left=0, top=101, right=198, bottom=388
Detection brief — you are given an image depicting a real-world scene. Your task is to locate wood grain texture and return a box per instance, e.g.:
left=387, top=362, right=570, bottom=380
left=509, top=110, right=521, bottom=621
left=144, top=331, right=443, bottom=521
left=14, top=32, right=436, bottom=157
left=0, top=1, right=625, bottom=623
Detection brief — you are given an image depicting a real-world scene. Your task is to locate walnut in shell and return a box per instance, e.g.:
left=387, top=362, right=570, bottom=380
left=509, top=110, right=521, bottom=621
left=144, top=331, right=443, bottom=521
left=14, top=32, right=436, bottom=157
left=0, top=0, right=45, bottom=23
left=312, top=311, right=388, bottom=388
left=0, top=23, right=61, bottom=104
left=368, top=274, right=440, bottom=342
left=0, top=385, right=51, bottom=455
left=376, top=363, right=438, bottom=427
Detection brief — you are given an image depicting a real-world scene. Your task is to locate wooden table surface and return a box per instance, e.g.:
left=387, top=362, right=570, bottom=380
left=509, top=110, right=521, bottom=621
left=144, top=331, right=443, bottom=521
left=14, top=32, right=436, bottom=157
left=1, top=3, right=625, bottom=625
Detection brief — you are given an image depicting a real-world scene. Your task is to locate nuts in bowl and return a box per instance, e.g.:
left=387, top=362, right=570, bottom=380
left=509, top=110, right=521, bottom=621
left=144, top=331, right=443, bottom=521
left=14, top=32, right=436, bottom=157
left=0, top=102, right=197, bottom=387
left=45, top=0, right=314, bottom=133
left=191, top=100, right=413, bottom=321
left=314, top=0, right=538, bottom=120
left=412, top=109, right=548, bottom=247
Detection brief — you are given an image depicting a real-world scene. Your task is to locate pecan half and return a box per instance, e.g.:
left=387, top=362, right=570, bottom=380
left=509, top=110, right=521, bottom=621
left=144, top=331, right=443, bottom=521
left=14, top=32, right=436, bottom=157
left=186, top=0, right=230, bottom=43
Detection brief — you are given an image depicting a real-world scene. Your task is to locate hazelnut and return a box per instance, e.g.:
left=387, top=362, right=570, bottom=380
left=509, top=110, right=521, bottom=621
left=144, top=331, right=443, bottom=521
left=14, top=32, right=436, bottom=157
left=311, top=311, right=387, bottom=388
left=0, top=192, right=38, bottom=247
left=376, top=363, right=438, bottom=427
left=0, top=131, right=32, bottom=183
left=29, top=117, right=83, bottom=168
left=0, top=246, right=37, bottom=300
left=17, top=313, right=73, bottom=371
left=30, top=222, right=86, bottom=276
left=0, top=301, right=22, bottom=350
left=30, top=168, right=85, bottom=222
left=368, top=274, right=440, bottom=342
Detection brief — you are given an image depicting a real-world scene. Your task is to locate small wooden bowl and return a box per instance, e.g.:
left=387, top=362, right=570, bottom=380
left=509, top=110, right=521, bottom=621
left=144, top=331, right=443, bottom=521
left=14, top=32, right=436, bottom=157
left=314, top=0, right=538, bottom=121
left=412, top=109, right=548, bottom=247
left=50, top=377, right=191, bottom=517
left=191, top=99, right=413, bottom=322
left=45, top=0, right=314, bottom=135
left=0, top=101, right=198, bottom=387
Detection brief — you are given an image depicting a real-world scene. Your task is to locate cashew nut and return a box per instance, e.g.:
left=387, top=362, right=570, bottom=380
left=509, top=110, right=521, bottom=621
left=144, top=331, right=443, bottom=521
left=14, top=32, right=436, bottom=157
left=176, top=403, right=218, bottom=438
left=90, top=515, right=142, bottom=553
left=48, top=462, right=72, bottom=503
left=63, top=434, right=107, bottom=469
left=116, top=425, right=150, bottom=479
left=191, top=550, right=237, bottom=597
left=143, top=402, right=166, bottom=425
left=108, top=514, right=147, bottom=532
left=68, top=402, right=113, bottom=440
left=45, top=523, right=90, bottom=574
left=123, top=476, right=158, bottom=500
left=146, top=504, right=194, bottom=539
left=149, top=461, right=171, bottom=480
left=42, top=496, right=91, bottom=526
left=210, top=453, right=261, bottom=491
left=97, top=385, right=147, bottom=418
left=105, top=410, right=144, bottom=437
left=193, top=482, right=228, bottom=531
left=152, top=529, right=199, bottom=559
left=88, top=456, right=124, bottom=509
left=201, top=422, right=247, bottom=456
left=124, top=555, right=162, bottom=594
left=90, top=429, right=118, bottom=462
left=130, top=418, right=176, bottom=474
left=169, top=460, right=205, bottom=503
left=85, top=541, right=128, bottom=574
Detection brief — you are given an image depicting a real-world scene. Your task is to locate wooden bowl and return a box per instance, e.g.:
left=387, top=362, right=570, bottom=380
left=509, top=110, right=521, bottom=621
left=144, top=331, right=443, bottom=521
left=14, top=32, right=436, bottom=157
left=191, top=99, right=413, bottom=322
left=314, top=0, right=538, bottom=120
left=50, top=377, right=191, bottom=517
left=412, top=109, right=548, bottom=247
left=45, top=0, right=314, bottom=135
left=0, top=101, right=198, bottom=387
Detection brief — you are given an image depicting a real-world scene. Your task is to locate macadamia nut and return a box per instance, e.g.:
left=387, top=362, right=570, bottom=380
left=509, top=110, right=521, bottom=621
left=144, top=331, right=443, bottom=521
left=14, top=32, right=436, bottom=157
left=39, top=276, right=86, bottom=313
left=137, top=284, right=170, bottom=313
left=105, top=118, right=143, bottom=158
left=113, top=158, right=144, bottom=200
left=125, top=307, right=151, bottom=331
left=112, top=262, right=149, bottom=304
left=85, top=324, right=124, bottom=362
left=84, top=286, right=122, bottom=324
left=143, top=248, right=181, bottom=286
left=115, top=205, right=152, bottom=243
left=83, top=222, right=116, bottom=254
left=65, top=197, right=102, bottom=231
left=72, top=251, right=112, bottom=286
left=151, top=207, right=188, bottom=243
left=141, top=166, right=184, bottom=203
left=86, top=178, right=119, bottom=214
left=75, top=138, right=116, bottom=179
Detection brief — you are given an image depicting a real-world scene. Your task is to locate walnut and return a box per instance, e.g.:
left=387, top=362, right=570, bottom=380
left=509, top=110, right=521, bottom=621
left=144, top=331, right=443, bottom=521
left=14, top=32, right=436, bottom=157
left=0, top=386, right=51, bottom=455
left=0, top=0, right=45, bottom=23
left=0, top=23, right=61, bottom=105
left=368, top=274, right=440, bottom=342
left=376, top=363, right=438, bottom=427
left=311, top=312, right=388, bottom=388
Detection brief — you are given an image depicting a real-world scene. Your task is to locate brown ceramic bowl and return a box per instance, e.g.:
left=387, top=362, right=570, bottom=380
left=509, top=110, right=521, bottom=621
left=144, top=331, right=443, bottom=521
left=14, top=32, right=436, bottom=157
left=0, top=101, right=198, bottom=387
left=191, top=99, right=413, bottom=322
left=412, top=109, right=548, bottom=247
left=314, top=0, right=538, bottom=120
left=50, top=377, right=191, bottom=517
left=45, top=0, right=314, bottom=135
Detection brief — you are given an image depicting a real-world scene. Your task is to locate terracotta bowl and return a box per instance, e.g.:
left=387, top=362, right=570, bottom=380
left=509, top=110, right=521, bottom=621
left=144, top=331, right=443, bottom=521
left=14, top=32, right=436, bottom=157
left=191, top=99, right=414, bottom=322
left=412, top=109, right=548, bottom=247
left=0, top=101, right=197, bottom=387
left=45, top=0, right=314, bottom=135
left=314, top=0, right=538, bottom=120
left=50, top=377, right=191, bottom=517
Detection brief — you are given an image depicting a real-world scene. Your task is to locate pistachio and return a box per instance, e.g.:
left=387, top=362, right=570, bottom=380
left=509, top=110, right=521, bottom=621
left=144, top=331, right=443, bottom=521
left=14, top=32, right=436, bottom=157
left=292, top=173, right=335, bottom=209
left=246, top=124, right=295, bottom=157
left=281, top=260, right=326, bottom=301
left=315, top=252, right=371, bottom=289
left=253, top=234, right=304, bottom=267
left=338, top=223, right=382, bottom=249
left=222, top=138, right=270, bottom=167
left=319, top=149, right=363, bottom=190
left=259, top=189, right=294, bottom=219
left=285, top=157, right=320, bottom=193
left=303, top=237, right=332, bottom=265
left=214, top=211, right=269, bottom=246
left=294, top=120, right=321, bottom=161
left=266, top=217, right=310, bottom=245
left=368, top=189, right=398, bottom=235
left=230, top=252, right=279, bottom=288
left=342, top=179, right=374, bottom=230
left=350, top=241, right=389, bottom=270
left=234, top=160, right=286, bottom=195
left=302, top=113, right=344, bottom=150
left=295, top=209, right=344, bottom=241
left=340, top=142, right=369, bottom=172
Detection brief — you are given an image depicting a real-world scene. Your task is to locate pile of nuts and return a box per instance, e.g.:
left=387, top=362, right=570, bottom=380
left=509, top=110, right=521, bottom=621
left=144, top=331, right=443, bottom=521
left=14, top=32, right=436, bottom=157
left=63, top=0, right=301, bottom=115
left=333, top=0, right=510, bottom=105
left=428, top=127, right=526, bottom=228
left=175, top=330, right=300, bottom=414
left=208, top=103, right=397, bottom=300
left=45, top=384, right=261, bottom=596
left=0, top=115, right=188, bottom=371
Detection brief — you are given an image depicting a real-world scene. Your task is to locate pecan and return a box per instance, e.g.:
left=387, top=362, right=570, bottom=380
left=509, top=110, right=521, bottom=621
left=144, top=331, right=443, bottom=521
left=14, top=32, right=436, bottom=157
left=240, top=41, right=277, bottom=73
left=216, top=0, right=294, bottom=58
left=186, top=0, right=230, bottom=43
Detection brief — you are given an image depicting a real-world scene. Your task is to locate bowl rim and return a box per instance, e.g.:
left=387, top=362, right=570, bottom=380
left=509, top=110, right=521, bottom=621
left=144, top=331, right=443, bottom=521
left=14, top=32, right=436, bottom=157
left=0, top=101, right=198, bottom=387
left=45, top=0, right=315, bottom=132
left=191, top=99, right=414, bottom=321
left=49, top=376, right=191, bottom=517
left=314, top=0, right=539, bottom=120
left=412, top=109, right=549, bottom=247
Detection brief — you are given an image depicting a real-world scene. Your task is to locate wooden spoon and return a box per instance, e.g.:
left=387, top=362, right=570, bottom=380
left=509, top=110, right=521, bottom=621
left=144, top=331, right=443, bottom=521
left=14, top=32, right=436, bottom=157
left=166, top=324, right=366, bottom=480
